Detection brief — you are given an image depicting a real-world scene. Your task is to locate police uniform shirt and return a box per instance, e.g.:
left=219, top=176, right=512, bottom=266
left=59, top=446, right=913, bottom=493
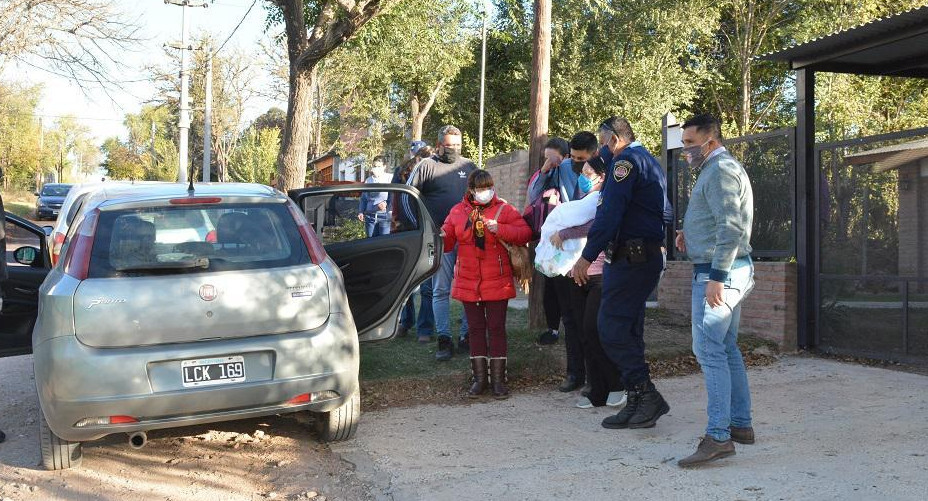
left=581, top=142, right=669, bottom=263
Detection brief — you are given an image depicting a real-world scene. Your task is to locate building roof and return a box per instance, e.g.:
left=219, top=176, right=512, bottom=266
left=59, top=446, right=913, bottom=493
left=761, top=5, right=928, bottom=78
left=844, top=137, right=928, bottom=172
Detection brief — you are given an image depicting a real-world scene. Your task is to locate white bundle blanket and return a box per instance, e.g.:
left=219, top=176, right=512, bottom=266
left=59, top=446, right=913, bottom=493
left=534, top=192, right=600, bottom=277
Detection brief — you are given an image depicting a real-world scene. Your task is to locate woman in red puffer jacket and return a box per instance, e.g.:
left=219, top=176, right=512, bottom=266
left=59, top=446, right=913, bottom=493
left=442, top=170, right=532, bottom=399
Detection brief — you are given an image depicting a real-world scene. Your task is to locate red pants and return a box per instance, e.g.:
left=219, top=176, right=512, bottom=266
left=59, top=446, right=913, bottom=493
left=463, top=300, right=508, bottom=358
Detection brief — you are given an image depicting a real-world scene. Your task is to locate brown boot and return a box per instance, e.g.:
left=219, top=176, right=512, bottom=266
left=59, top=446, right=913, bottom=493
left=489, top=357, right=510, bottom=399
left=730, top=426, right=755, bottom=445
left=678, top=435, right=736, bottom=468
left=468, top=357, right=488, bottom=398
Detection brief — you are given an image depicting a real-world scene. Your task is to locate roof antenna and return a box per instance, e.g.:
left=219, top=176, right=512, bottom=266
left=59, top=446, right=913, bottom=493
left=187, top=167, right=196, bottom=195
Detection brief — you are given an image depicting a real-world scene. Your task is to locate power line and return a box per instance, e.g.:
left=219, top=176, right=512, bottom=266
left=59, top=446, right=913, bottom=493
left=215, top=0, right=258, bottom=55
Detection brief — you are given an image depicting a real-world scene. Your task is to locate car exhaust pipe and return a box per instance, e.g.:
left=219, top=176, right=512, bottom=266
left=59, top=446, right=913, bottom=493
left=128, top=431, right=147, bottom=449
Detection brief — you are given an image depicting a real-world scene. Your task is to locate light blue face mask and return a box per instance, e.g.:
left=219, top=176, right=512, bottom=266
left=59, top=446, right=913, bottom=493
left=578, top=174, right=596, bottom=193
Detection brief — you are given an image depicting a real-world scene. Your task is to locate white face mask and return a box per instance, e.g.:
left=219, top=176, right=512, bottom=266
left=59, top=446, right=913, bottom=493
left=474, top=189, right=494, bottom=204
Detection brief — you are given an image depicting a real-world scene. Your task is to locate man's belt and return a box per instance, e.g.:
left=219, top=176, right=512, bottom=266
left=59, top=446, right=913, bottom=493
left=605, top=239, right=664, bottom=264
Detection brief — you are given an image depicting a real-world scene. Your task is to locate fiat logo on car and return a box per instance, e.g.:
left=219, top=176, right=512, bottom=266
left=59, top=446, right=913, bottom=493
left=199, top=284, right=218, bottom=301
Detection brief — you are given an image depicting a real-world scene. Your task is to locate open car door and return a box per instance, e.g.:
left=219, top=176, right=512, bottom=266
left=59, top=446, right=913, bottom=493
left=289, top=184, right=441, bottom=342
left=1, top=213, right=52, bottom=357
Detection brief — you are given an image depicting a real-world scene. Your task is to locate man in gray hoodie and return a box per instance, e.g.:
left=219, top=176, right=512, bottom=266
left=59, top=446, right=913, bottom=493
left=675, top=114, right=755, bottom=467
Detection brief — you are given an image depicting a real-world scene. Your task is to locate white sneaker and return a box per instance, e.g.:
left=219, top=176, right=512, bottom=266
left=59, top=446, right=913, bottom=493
left=606, top=391, right=627, bottom=407
left=575, top=396, right=594, bottom=409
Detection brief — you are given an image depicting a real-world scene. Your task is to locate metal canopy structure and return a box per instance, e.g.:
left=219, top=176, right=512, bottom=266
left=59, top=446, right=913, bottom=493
left=762, top=6, right=928, bottom=77
left=761, top=6, right=928, bottom=349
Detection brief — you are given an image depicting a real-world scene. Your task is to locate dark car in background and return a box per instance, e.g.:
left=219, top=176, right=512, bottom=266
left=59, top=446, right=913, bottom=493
left=35, top=183, right=73, bottom=220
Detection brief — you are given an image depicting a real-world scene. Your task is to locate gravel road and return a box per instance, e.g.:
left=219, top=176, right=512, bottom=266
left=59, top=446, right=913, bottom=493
left=2, top=355, right=926, bottom=501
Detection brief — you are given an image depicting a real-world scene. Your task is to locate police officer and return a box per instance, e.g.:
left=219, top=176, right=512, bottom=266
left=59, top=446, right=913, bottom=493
left=571, top=117, right=671, bottom=430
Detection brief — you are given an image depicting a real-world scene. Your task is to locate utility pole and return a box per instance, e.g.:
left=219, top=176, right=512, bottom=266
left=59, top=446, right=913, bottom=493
left=165, top=0, right=208, bottom=184
left=203, top=45, right=213, bottom=182
left=477, top=0, right=489, bottom=168
left=527, top=0, right=552, bottom=330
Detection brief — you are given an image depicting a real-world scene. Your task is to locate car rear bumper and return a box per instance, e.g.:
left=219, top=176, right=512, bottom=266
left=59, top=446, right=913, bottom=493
left=33, top=312, right=359, bottom=442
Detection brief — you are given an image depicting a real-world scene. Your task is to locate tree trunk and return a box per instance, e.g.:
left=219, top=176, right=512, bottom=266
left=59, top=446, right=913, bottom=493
left=278, top=64, right=315, bottom=190
left=527, top=0, right=552, bottom=330
left=410, top=94, right=424, bottom=142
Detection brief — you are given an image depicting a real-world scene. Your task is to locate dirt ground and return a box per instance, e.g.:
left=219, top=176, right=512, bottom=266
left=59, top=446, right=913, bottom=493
left=3, top=355, right=927, bottom=501
left=0, top=355, right=370, bottom=501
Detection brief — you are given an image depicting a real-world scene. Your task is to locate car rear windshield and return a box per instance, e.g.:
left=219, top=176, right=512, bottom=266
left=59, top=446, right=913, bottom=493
left=86, top=202, right=311, bottom=278
left=41, top=185, right=71, bottom=197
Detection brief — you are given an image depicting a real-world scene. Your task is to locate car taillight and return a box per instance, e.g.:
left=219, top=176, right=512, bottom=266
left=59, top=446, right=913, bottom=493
left=287, top=200, right=327, bottom=264
left=205, top=229, right=217, bottom=243
left=51, top=231, right=66, bottom=265
left=62, top=209, right=100, bottom=280
left=169, top=197, right=222, bottom=205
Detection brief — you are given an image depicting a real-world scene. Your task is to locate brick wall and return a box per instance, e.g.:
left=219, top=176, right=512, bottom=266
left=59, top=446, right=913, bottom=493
left=485, top=150, right=531, bottom=211
left=657, top=261, right=799, bottom=351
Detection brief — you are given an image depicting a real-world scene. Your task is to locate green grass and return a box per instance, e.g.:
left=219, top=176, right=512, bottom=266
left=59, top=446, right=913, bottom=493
left=359, top=301, right=778, bottom=383
left=4, top=200, right=35, bottom=219
left=360, top=302, right=562, bottom=381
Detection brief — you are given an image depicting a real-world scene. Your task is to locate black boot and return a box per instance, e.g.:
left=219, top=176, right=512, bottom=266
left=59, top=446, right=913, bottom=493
left=468, top=357, right=488, bottom=398
left=628, top=380, right=670, bottom=429
left=489, top=357, right=510, bottom=399
left=601, top=389, right=639, bottom=429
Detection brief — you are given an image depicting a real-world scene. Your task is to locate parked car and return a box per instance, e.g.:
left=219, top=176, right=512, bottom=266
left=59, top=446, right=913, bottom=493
left=48, top=181, right=164, bottom=265
left=2, top=182, right=439, bottom=470
left=35, top=183, right=73, bottom=220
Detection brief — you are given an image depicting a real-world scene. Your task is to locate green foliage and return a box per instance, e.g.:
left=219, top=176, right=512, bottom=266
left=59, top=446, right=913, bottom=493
left=319, top=0, right=476, bottom=158
left=228, top=127, right=281, bottom=184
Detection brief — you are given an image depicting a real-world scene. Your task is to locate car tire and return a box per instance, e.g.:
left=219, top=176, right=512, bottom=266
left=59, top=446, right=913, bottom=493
left=313, top=390, right=360, bottom=442
left=39, top=409, right=82, bottom=470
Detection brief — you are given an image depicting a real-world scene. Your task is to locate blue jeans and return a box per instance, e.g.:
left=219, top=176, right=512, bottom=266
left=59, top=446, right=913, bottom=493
left=691, top=257, right=755, bottom=442
left=417, top=278, right=435, bottom=337
left=364, top=212, right=391, bottom=237
left=433, top=247, right=468, bottom=341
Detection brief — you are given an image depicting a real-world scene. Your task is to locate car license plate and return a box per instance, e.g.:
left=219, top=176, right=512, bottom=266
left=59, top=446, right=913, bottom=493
left=181, top=356, right=245, bottom=388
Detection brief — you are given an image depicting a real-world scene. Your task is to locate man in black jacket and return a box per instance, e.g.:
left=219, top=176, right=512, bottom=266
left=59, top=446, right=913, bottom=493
left=402, top=125, right=477, bottom=360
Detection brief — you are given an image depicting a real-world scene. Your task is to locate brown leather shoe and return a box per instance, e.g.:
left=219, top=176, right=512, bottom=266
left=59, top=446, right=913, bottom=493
left=468, top=357, right=488, bottom=398
left=730, top=426, right=755, bottom=445
left=678, top=435, right=736, bottom=468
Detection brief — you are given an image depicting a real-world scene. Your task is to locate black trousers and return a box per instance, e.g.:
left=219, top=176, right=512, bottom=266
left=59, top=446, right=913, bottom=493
left=550, top=275, right=584, bottom=381
left=598, top=252, right=664, bottom=387
left=570, top=274, right=623, bottom=405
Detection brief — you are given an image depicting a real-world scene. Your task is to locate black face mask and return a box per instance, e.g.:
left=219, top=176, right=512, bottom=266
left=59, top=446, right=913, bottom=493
left=439, top=147, right=460, bottom=164
left=571, top=159, right=586, bottom=175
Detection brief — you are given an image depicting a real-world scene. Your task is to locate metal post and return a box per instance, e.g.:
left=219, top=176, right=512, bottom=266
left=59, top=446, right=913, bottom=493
left=477, top=0, right=488, bottom=168
left=203, top=46, right=213, bottom=182
left=165, top=0, right=208, bottom=184
left=178, top=2, right=190, bottom=184
left=796, top=68, right=816, bottom=349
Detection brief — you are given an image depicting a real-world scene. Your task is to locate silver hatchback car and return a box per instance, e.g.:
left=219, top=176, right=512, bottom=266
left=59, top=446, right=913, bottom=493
left=2, top=182, right=438, bottom=470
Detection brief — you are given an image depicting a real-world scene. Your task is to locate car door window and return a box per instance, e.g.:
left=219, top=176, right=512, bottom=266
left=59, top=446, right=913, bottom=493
left=5, top=218, right=43, bottom=268
left=291, top=185, right=438, bottom=342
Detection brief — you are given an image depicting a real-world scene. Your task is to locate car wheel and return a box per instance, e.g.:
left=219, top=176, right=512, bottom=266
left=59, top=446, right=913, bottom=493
left=313, top=390, right=360, bottom=442
left=39, top=409, right=82, bottom=470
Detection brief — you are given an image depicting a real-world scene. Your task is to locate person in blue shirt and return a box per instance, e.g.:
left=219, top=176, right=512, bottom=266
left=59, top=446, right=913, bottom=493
left=357, top=155, right=393, bottom=237
left=571, top=117, right=671, bottom=431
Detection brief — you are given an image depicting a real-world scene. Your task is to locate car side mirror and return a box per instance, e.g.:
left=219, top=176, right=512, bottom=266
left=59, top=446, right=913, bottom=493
left=43, top=226, right=54, bottom=236
left=14, top=246, right=39, bottom=266
left=34, top=191, right=40, bottom=196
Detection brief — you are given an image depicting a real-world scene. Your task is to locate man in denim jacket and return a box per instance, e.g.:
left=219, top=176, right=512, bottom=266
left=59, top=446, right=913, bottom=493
left=676, top=114, right=755, bottom=467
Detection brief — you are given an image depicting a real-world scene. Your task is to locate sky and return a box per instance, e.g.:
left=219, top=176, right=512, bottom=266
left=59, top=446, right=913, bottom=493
left=4, top=0, right=282, bottom=144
